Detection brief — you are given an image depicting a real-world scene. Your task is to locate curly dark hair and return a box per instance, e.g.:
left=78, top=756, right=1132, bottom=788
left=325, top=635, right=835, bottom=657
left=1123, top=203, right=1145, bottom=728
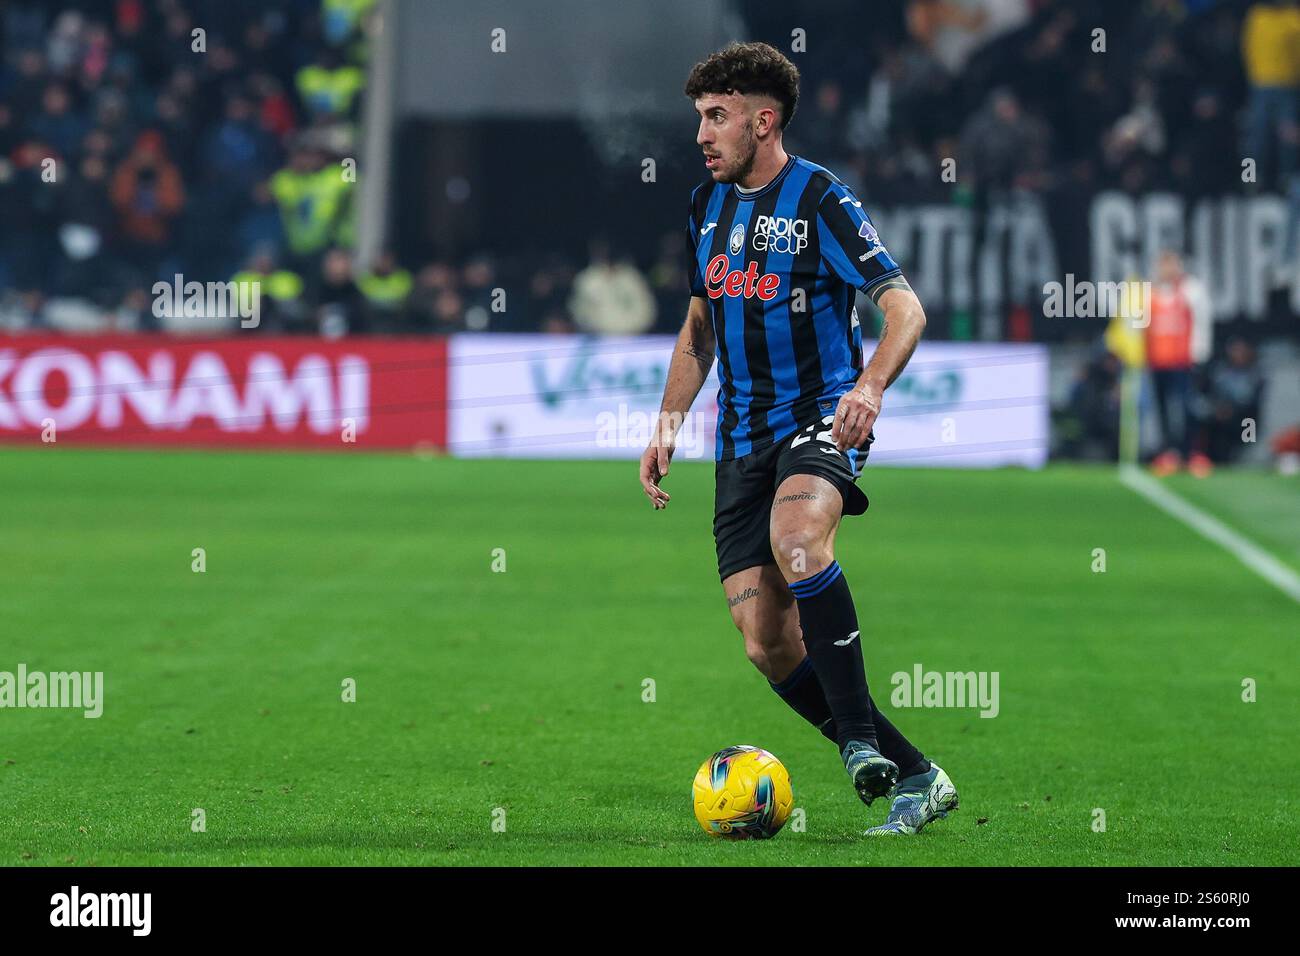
left=683, top=42, right=800, bottom=130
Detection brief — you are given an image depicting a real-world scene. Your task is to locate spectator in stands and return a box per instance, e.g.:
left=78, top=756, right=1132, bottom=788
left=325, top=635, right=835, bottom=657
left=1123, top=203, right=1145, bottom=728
left=908, top=0, right=1031, bottom=78
left=431, top=287, right=468, bottom=333
left=523, top=265, right=566, bottom=335
left=269, top=145, right=354, bottom=272
left=409, top=261, right=457, bottom=332
left=794, top=80, right=852, bottom=172
left=1170, top=88, right=1240, bottom=197
left=109, top=129, right=185, bottom=282
left=356, top=250, right=413, bottom=332
left=568, top=240, right=655, bottom=336
left=201, top=94, right=276, bottom=203
left=458, top=256, right=500, bottom=332
left=231, top=250, right=305, bottom=334
left=313, top=247, right=363, bottom=334
left=648, top=231, right=689, bottom=334
left=55, top=153, right=117, bottom=303
left=30, top=82, right=87, bottom=159
left=1241, top=0, right=1300, bottom=190
left=296, top=47, right=365, bottom=120
left=322, top=0, right=378, bottom=47
left=0, top=139, right=62, bottom=297
left=957, top=87, right=1050, bottom=194
left=1104, top=78, right=1166, bottom=179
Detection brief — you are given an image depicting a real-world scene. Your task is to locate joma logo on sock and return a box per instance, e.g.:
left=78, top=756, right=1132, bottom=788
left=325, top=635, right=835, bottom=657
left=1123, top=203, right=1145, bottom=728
left=50, top=886, right=151, bottom=936
left=890, top=664, right=999, bottom=718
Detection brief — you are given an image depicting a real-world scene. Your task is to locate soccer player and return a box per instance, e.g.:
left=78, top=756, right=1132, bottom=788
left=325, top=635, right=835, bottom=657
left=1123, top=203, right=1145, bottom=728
left=638, top=42, right=958, bottom=835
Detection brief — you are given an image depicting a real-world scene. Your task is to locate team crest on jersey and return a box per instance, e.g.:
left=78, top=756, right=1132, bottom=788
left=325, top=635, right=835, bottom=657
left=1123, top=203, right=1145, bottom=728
left=729, top=223, right=745, bottom=255
left=752, top=215, right=808, bottom=254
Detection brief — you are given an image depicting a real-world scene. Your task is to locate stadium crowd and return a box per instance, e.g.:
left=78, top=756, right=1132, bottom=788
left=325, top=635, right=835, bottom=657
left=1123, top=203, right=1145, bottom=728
left=2, top=0, right=1295, bottom=340
left=0, top=0, right=372, bottom=331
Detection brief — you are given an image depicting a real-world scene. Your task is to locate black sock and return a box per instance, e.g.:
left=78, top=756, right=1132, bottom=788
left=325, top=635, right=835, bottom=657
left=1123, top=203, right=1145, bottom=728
left=769, top=655, right=836, bottom=742
left=871, top=698, right=929, bottom=778
left=772, top=655, right=931, bottom=776
left=788, top=561, right=877, bottom=752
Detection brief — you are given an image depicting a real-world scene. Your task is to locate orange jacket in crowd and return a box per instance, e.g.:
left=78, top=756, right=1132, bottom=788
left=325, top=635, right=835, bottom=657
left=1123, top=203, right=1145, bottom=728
left=1146, top=276, right=1212, bottom=371
left=109, top=131, right=185, bottom=245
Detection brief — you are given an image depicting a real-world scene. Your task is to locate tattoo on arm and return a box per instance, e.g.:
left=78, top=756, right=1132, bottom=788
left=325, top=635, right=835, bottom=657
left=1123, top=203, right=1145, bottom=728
left=683, top=343, right=713, bottom=365
left=864, top=276, right=924, bottom=388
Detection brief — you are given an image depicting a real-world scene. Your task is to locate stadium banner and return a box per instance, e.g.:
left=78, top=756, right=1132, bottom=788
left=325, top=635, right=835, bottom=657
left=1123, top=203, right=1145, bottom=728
left=447, top=334, right=1048, bottom=468
left=0, top=335, right=447, bottom=449
left=871, top=191, right=1299, bottom=330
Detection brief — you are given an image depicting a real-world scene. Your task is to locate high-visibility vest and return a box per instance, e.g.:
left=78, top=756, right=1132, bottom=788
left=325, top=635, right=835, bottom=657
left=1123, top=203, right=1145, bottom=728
left=231, top=269, right=304, bottom=303
left=269, top=168, right=353, bottom=255
left=1146, top=283, right=1193, bottom=370
left=357, top=269, right=413, bottom=306
left=296, top=65, right=365, bottom=115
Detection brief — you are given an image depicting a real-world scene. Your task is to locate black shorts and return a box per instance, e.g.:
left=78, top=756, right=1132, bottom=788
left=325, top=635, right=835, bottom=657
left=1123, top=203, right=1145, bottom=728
left=713, top=412, right=873, bottom=581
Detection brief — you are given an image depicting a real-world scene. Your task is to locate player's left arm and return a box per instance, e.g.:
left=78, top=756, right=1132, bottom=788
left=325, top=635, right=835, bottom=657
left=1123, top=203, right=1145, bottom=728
left=834, top=280, right=926, bottom=451
left=814, top=181, right=927, bottom=451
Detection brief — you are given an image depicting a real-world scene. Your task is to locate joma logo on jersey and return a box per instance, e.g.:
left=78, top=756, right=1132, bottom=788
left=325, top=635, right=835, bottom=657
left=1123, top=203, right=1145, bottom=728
left=704, top=253, right=780, bottom=300
left=753, top=215, right=808, bottom=254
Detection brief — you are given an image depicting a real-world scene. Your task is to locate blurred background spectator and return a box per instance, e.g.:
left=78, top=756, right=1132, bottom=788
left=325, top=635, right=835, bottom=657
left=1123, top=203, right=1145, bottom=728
left=1198, top=337, right=1265, bottom=464
left=1240, top=0, right=1300, bottom=190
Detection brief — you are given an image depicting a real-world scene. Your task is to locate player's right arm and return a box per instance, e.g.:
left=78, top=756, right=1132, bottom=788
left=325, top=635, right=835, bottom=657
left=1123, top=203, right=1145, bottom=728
left=639, top=294, right=714, bottom=510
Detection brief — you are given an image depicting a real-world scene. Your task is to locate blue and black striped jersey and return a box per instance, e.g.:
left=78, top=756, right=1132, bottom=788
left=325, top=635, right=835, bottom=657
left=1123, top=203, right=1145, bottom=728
left=687, top=154, right=903, bottom=461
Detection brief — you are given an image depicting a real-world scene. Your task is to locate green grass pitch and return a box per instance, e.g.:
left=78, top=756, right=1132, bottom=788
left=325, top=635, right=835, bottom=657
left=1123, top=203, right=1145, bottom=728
left=1, top=447, right=1296, bottom=866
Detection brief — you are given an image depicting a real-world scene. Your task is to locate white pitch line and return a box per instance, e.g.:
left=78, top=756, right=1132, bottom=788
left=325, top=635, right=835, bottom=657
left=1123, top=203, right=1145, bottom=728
left=1119, top=465, right=1300, bottom=604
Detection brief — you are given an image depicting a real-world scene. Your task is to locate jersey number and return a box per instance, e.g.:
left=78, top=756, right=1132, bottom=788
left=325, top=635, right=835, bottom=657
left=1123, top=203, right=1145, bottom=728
left=789, top=414, right=837, bottom=450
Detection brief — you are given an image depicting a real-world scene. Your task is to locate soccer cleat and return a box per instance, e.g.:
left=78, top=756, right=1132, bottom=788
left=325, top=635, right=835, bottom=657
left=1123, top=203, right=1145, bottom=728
left=841, top=740, right=899, bottom=806
left=865, top=763, right=959, bottom=835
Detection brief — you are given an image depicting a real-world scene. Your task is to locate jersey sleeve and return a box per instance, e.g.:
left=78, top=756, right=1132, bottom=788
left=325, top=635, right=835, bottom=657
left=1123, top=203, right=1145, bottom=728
left=686, top=193, right=706, bottom=297
left=816, top=181, right=903, bottom=299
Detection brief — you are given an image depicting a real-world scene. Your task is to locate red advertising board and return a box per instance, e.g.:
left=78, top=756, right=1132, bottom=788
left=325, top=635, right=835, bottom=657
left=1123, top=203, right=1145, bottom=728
left=0, top=335, right=447, bottom=449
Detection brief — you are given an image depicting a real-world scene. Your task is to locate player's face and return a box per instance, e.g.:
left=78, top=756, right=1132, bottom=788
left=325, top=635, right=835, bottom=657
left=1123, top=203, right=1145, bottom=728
left=695, top=95, right=758, bottom=184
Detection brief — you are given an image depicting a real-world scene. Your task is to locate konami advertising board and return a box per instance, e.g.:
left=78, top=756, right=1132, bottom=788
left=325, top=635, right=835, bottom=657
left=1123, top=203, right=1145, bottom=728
left=0, top=336, right=446, bottom=449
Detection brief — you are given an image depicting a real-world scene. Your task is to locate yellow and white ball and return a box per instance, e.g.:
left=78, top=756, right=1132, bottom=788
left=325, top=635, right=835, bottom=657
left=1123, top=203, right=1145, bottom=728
left=692, top=745, right=794, bottom=839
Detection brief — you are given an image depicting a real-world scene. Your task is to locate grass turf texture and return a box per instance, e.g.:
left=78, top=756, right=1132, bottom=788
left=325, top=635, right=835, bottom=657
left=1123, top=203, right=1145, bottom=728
left=1, top=448, right=1296, bottom=866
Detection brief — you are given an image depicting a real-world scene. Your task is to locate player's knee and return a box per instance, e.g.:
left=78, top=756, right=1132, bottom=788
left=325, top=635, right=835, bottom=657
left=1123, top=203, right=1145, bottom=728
left=770, top=528, right=831, bottom=579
